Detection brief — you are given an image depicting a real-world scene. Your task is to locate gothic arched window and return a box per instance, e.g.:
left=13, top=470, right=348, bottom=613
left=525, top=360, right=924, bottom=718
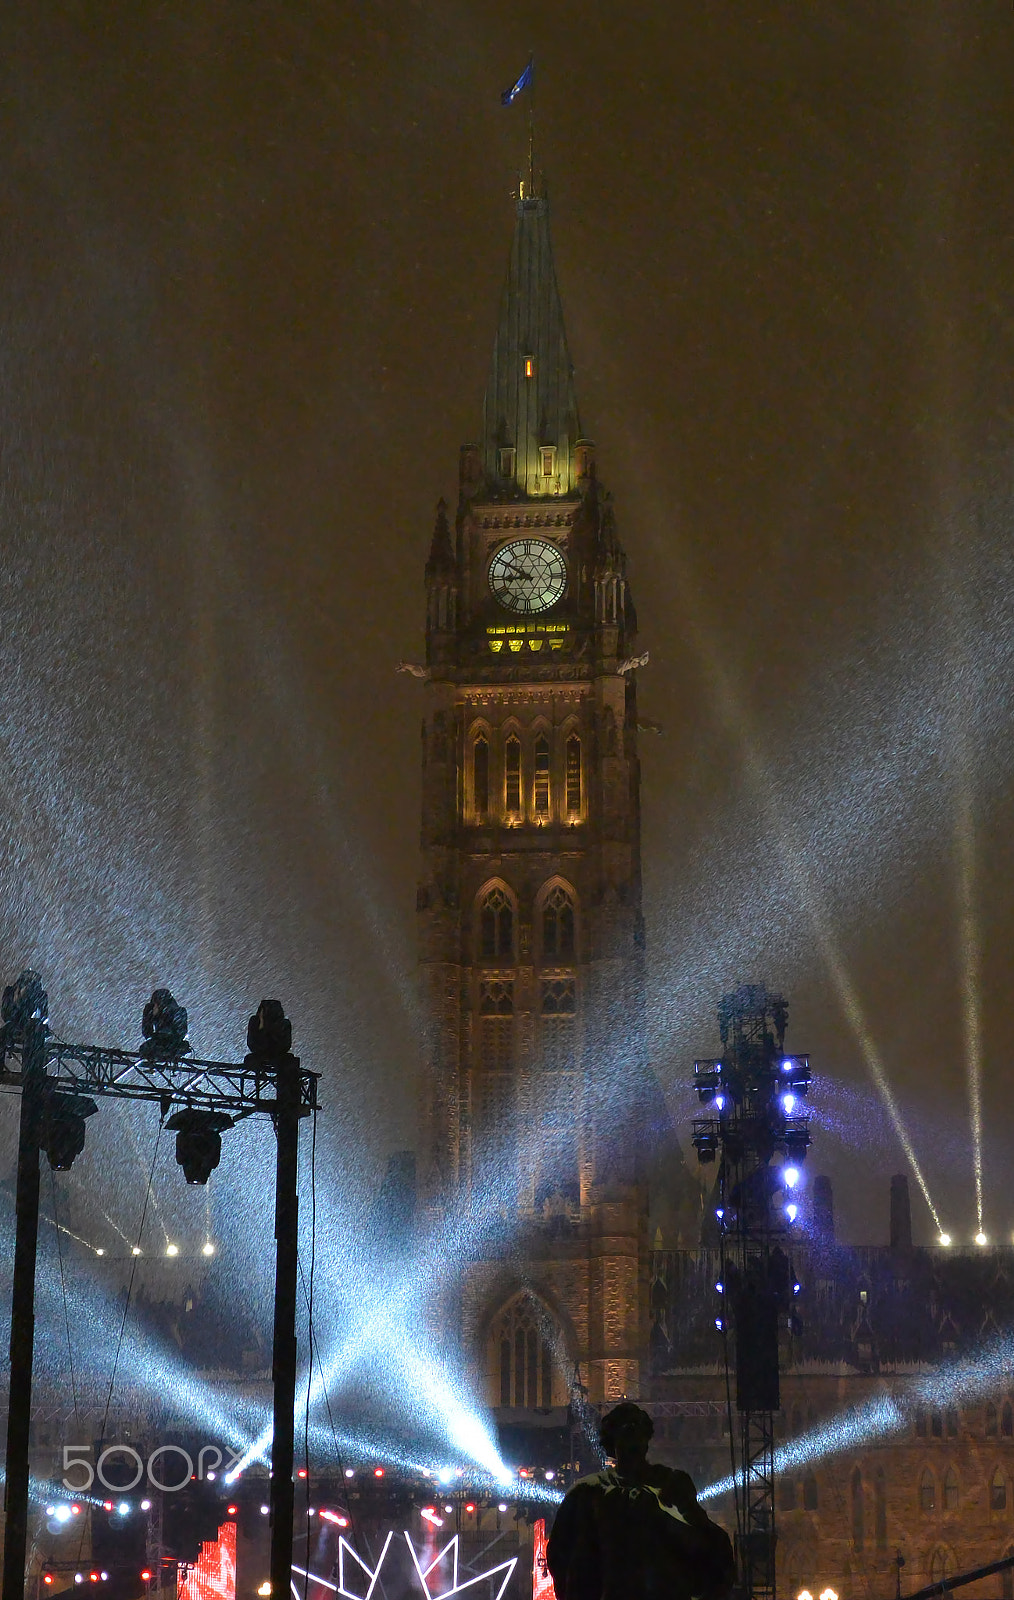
left=943, top=1468, right=958, bottom=1512
left=480, top=887, right=514, bottom=962
left=534, top=735, right=551, bottom=818
left=565, top=735, right=582, bottom=816
left=504, top=736, right=522, bottom=816
left=931, top=1409, right=943, bottom=1439
left=931, top=1550, right=956, bottom=1586
left=915, top=1406, right=927, bottom=1438
left=919, top=1470, right=935, bottom=1513
left=875, top=1467, right=887, bottom=1547
left=803, top=1473, right=819, bottom=1511
left=987, top=1403, right=999, bottom=1439
left=851, top=1467, right=864, bottom=1549
left=543, top=886, right=575, bottom=961
left=991, top=1469, right=1008, bottom=1513
left=489, top=1295, right=560, bottom=1410
left=1003, top=1402, right=1013, bottom=1439
left=473, top=735, right=489, bottom=819
left=946, top=1406, right=960, bottom=1438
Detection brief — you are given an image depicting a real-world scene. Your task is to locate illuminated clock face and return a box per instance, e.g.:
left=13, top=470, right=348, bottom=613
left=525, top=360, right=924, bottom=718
left=488, top=538, right=567, bottom=614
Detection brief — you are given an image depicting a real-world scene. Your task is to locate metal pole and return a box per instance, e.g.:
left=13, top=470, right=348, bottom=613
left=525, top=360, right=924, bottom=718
left=3, top=1018, right=47, bottom=1600
left=269, top=1054, right=301, bottom=1600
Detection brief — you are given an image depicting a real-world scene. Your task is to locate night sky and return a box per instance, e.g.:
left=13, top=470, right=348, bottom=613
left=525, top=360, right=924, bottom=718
left=2, top=2, right=1014, bottom=1257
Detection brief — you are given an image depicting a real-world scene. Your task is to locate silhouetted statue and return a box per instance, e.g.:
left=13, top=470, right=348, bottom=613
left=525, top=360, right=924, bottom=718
left=547, top=1402, right=735, bottom=1600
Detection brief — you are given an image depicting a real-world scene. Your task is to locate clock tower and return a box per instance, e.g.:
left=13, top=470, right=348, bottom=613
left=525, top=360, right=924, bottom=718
left=416, top=186, right=655, bottom=1407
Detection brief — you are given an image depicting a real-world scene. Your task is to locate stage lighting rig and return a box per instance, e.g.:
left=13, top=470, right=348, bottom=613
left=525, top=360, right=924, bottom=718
left=0, top=972, right=319, bottom=1600
left=690, top=985, right=815, bottom=1600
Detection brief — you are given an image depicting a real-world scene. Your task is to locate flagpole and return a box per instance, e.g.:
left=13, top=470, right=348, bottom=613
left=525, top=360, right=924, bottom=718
left=528, top=54, right=535, bottom=195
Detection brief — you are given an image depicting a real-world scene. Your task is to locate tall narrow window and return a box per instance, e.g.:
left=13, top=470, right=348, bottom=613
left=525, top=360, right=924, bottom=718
left=505, top=737, right=521, bottom=816
left=916, top=1407, right=927, bottom=1438
left=919, top=1470, right=935, bottom=1513
left=803, top=1473, right=818, bottom=1511
left=499, top=446, right=516, bottom=478
left=541, top=446, right=556, bottom=479
left=943, top=1468, right=958, bottom=1512
left=931, top=1551, right=955, bottom=1586
left=500, top=1342, right=511, bottom=1407
left=534, top=736, right=551, bottom=817
left=875, top=1468, right=887, bottom=1547
left=851, top=1468, right=864, bottom=1549
left=1003, top=1403, right=1013, bottom=1438
left=541, top=979, right=577, bottom=1070
left=778, top=1479, right=797, bottom=1512
left=543, top=886, right=575, bottom=960
left=931, top=1409, right=943, bottom=1438
left=480, top=889, right=513, bottom=961
left=987, top=1403, right=999, bottom=1439
left=947, top=1407, right=960, bottom=1438
left=565, top=735, right=582, bottom=816
left=992, top=1469, right=1008, bottom=1512
left=473, top=736, right=489, bottom=819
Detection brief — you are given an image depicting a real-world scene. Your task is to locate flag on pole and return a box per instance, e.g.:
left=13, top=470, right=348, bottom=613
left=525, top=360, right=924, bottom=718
left=501, top=57, right=534, bottom=106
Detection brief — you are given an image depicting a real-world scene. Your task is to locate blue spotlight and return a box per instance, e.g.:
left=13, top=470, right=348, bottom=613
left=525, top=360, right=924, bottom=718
left=715, top=1281, right=724, bottom=1294
left=714, top=1094, right=725, bottom=1110
left=785, top=1203, right=798, bottom=1223
left=781, top=1060, right=792, bottom=1073
left=781, top=1093, right=797, bottom=1114
left=714, top=1317, right=724, bottom=1332
left=783, top=1167, right=800, bottom=1189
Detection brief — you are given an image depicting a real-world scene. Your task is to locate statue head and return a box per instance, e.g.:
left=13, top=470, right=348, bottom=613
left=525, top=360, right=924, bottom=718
left=599, top=1402, right=654, bottom=1465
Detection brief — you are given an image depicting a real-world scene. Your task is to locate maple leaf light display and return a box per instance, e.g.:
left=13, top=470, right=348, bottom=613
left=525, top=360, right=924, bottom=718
left=292, top=1531, right=517, bottom=1600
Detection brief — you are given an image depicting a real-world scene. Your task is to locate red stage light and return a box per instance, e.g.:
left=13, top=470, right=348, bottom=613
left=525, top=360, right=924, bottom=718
left=373, top=1467, right=384, bottom=1479
left=227, top=1505, right=238, bottom=1516
left=465, top=1504, right=476, bottom=1513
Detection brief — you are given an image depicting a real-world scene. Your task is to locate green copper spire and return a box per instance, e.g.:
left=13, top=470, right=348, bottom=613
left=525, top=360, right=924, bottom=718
left=481, top=192, right=582, bottom=499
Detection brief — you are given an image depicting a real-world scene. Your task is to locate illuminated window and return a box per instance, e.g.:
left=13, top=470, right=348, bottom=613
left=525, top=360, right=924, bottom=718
left=565, top=736, right=582, bottom=815
left=473, top=735, right=489, bottom=819
left=541, top=979, right=576, bottom=1071
left=543, top=886, right=575, bottom=960
left=534, top=736, right=550, bottom=817
left=524, top=356, right=534, bottom=379
left=851, top=1468, right=864, bottom=1549
left=803, top=1473, right=818, bottom=1511
left=480, top=889, right=514, bottom=962
left=992, top=1469, right=1008, bottom=1512
left=919, top=1470, right=935, bottom=1513
left=875, top=1468, right=887, bottom=1547
left=944, top=1468, right=958, bottom=1512
left=988, top=1403, right=999, bottom=1439
left=490, top=1295, right=559, bottom=1409
left=505, top=736, right=521, bottom=815
left=540, top=446, right=556, bottom=479
left=499, top=446, right=516, bottom=478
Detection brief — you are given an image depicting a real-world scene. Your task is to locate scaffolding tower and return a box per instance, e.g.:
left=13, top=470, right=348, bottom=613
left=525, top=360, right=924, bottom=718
left=691, top=985, right=812, bottom=1600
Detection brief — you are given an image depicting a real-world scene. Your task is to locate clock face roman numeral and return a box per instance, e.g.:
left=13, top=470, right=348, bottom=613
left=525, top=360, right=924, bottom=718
left=489, top=538, right=567, bottom=614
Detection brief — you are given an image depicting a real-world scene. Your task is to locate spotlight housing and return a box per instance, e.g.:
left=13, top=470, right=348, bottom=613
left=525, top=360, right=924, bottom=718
left=41, top=1091, right=98, bottom=1171
left=165, top=1108, right=234, bottom=1184
left=139, top=988, right=191, bottom=1061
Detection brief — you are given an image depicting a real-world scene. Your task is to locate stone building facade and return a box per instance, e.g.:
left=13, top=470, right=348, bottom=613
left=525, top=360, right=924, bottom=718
left=414, top=183, right=688, bottom=1411
left=414, top=185, right=1014, bottom=1600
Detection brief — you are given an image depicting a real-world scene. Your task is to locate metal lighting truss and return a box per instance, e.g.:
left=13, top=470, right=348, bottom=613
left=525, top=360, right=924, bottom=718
left=691, top=985, right=812, bottom=1600
left=0, top=975, right=320, bottom=1600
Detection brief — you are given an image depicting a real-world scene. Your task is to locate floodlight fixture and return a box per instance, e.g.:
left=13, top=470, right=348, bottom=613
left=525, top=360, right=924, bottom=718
left=165, top=1243, right=179, bottom=1257
left=939, top=1232, right=952, bottom=1247
left=976, top=1231, right=988, bottom=1247
left=42, top=1091, right=98, bottom=1170
left=139, top=988, right=190, bottom=1060
left=165, top=1107, right=234, bottom=1184
left=783, top=1168, right=800, bottom=1190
